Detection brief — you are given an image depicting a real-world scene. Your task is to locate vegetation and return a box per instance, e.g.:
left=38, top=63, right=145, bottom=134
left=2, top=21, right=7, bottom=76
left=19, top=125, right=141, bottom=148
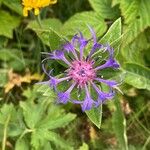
left=0, top=0, right=150, bottom=149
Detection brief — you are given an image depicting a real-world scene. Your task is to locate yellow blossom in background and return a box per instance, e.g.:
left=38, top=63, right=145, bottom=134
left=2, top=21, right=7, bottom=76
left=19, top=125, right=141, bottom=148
left=22, top=0, right=57, bottom=17
left=4, top=69, right=43, bottom=93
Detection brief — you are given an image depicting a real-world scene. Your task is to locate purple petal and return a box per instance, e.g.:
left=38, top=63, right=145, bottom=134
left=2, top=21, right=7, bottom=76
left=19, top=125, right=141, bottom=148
left=57, top=82, right=76, bottom=104
left=91, top=82, right=115, bottom=106
left=49, top=50, right=71, bottom=66
left=95, top=57, right=120, bottom=70
left=63, top=42, right=78, bottom=60
left=41, top=63, right=71, bottom=90
left=86, top=26, right=104, bottom=58
left=88, top=43, right=103, bottom=59
left=72, top=32, right=89, bottom=60
left=57, top=92, right=70, bottom=104
left=81, top=85, right=96, bottom=111
left=95, top=78, right=118, bottom=88
left=88, top=26, right=97, bottom=43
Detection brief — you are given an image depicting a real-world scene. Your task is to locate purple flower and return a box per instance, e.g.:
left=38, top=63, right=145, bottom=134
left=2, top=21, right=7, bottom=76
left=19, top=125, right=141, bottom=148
left=41, top=27, right=121, bottom=111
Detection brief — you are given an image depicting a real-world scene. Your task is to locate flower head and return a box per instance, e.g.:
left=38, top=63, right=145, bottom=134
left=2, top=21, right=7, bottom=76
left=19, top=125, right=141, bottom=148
left=22, top=0, right=57, bottom=17
left=41, top=27, right=121, bottom=111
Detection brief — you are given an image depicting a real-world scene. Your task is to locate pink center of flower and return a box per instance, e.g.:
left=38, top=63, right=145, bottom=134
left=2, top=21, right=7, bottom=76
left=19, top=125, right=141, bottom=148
left=68, top=60, right=96, bottom=87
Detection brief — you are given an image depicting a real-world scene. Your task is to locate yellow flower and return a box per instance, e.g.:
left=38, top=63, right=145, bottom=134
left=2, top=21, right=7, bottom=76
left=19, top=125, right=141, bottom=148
left=22, top=0, right=57, bottom=17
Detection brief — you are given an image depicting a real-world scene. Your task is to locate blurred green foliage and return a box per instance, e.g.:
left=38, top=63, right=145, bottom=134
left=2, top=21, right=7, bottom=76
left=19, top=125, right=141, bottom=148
left=0, top=0, right=150, bottom=150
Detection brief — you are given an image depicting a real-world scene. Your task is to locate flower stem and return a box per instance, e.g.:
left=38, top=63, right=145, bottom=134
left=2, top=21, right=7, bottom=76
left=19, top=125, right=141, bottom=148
left=2, top=115, right=10, bottom=150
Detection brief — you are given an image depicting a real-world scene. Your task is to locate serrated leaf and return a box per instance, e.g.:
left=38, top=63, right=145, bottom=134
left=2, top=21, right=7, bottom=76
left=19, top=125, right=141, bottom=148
left=124, top=63, right=150, bottom=90
left=86, top=105, right=102, bottom=129
left=120, top=0, right=150, bottom=45
left=0, top=10, right=20, bottom=38
left=46, top=131, right=73, bottom=150
left=31, top=129, right=73, bottom=150
left=88, top=0, right=120, bottom=19
left=112, top=97, right=128, bottom=150
left=62, top=11, right=107, bottom=37
left=20, top=102, right=44, bottom=129
left=15, top=138, right=29, bottom=150
left=38, top=113, right=76, bottom=130
left=93, top=18, right=122, bottom=60
left=27, top=18, right=63, bottom=50
left=121, top=32, right=149, bottom=65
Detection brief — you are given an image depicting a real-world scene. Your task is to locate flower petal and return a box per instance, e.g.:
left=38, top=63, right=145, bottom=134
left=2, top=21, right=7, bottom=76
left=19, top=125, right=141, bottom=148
left=91, top=82, right=115, bottom=106
left=57, top=82, right=76, bottom=104
left=95, top=78, right=118, bottom=88
left=81, top=85, right=96, bottom=111
left=49, top=50, right=71, bottom=66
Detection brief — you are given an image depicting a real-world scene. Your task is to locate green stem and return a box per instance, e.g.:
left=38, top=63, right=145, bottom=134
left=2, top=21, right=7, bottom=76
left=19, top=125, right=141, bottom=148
left=2, top=115, right=11, bottom=150
left=36, top=15, right=42, bottom=28
left=142, top=136, right=150, bottom=150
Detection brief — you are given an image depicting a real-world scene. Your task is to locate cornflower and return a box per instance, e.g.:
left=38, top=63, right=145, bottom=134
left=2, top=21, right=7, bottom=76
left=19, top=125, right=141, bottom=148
left=41, top=28, right=121, bottom=111
left=22, top=0, right=57, bottom=17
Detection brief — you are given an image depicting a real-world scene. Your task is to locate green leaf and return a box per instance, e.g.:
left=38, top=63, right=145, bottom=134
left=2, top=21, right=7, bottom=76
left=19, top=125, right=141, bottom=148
left=20, top=102, right=44, bottom=129
left=0, top=49, right=25, bottom=71
left=0, top=104, right=16, bottom=124
left=2, top=0, right=22, bottom=15
left=46, top=131, right=73, bottom=150
left=93, top=18, right=122, bottom=59
left=38, top=113, right=76, bottom=130
left=121, top=32, right=150, bottom=65
left=15, top=138, right=29, bottom=150
left=88, top=0, right=120, bottom=19
left=0, top=69, right=7, bottom=87
left=112, top=97, right=128, bottom=150
left=62, top=11, right=107, bottom=37
left=27, top=18, right=63, bottom=50
left=124, top=63, right=150, bottom=90
left=0, top=10, right=20, bottom=38
left=120, top=0, right=150, bottom=45
left=31, top=128, right=47, bottom=149
left=78, top=142, right=89, bottom=150
left=31, top=129, right=73, bottom=150
left=36, top=84, right=56, bottom=97
left=86, top=105, right=102, bottom=129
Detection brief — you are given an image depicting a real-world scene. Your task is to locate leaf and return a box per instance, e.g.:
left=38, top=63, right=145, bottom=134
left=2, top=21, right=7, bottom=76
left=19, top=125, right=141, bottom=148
left=86, top=105, right=102, bottom=129
left=62, top=11, right=107, bottom=37
left=2, top=0, right=22, bottom=15
left=46, top=131, right=73, bottom=150
left=36, top=84, right=56, bottom=97
left=0, top=104, right=16, bottom=124
left=20, top=102, right=44, bottom=129
left=121, top=32, right=150, bottom=65
left=88, top=0, right=120, bottom=19
left=0, top=69, right=7, bottom=87
left=0, top=49, right=25, bottom=71
left=93, top=18, right=122, bottom=59
left=27, top=18, right=63, bottom=50
left=31, top=128, right=46, bottom=149
left=38, top=113, right=76, bottom=130
left=0, top=10, right=20, bottom=38
left=78, top=143, right=89, bottom=150
left=123, top=63, right=150, bottom=90
left=31, top=129, right=73, bottom=150
left=120, top=0, right=150, bottom=45
left=15, top=138, right=29, bottom=150
left=112, top=96, right=128, bottom=150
